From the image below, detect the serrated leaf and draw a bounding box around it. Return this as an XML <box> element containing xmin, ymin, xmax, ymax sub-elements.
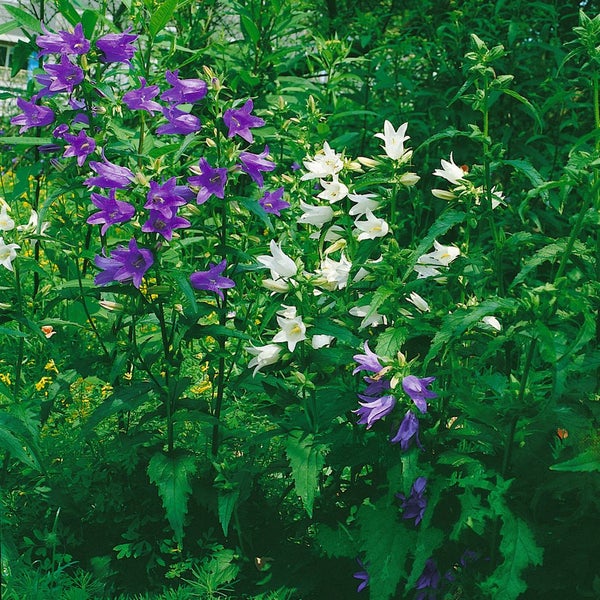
<box><xmin>149</xmin><ymin>0</ymin><xmax>178</xmax><ymax>38</ymax></box>
<box><xmin>285</xmin><ymin>430</ymin><xmax>327</xmax><ymax>517</ymax></box>
<box><xmin>316</xmin><ymin>523</ymin><xmax>356</xmax><ymax>558</ymax></box>
<box><xmin>481</xmin><ymin>489</ymin><xmax>543</xmax><ymax>600</ymax></box>
<box><xmin>375</xmin><ymin>327</ymin><xmax>406</xmax><ymax>359</ymax></box>
<box><xmin>3</xmin><ymin>5</ymin><xmax>41</xmax><ymax>33</ymax></box>
<box><xmin>550</xmin><ymin>450</ymin><xmax>600</xmax><ymax>472</ymax></box>
<box><xmin>217</xmin><ymin>489</ymin><xmax>239</xmax><ymax>536</ymax></box>
<box><xmin>509</xmin><ymin>241</ymin><xmax>566</xmax><ymax>288</ymax></box>
<box><xmin>358</xmin><ymin>499</ymin><xmax>415</xmax><ymax>600</ymax></box>
<box><xmin>148</xmin><ymin>452</ymin><xmax>197</xmax><ymax>544</ymax></box>
<box><xmin>405</xmin><ymin>527</ymin><xmax>445</xmax><ymax>590</ymax></box>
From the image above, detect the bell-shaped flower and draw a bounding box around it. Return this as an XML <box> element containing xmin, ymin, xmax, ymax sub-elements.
<box><xmin>348</xmin><ymin>192</ymin><xmax>379</xmax><ymax>216</ymax></box>
<box><xmin>402</xmin><ymin>375</ymin><xmax>437</xmax><ymax>413</ymax></box>
<box><xmin>272</xmin><ymin>312</ymin><xmax>307</xmax><ymax>352</ymax></box>
<box><xmin>187</xmin><ymin>157</ymin><xmax>227</xmax><ymax>204</ymax></box>
<box><xmin>314</xmin><ymin>252</ymin><xmax>352</xmax><ymax>290</ymax></box>
<box><xmin>123</xmin><ymin>77</ymin><xmax>162</xmax><ymax>114</ymax></box>
<box><xmin>391</xmin><ymin>410</ymin><xmax>423</xmax><ymax>450</ymax></box>
<box><xmin>353</xmin><ymin>394</ymin><xmax>396</xmax><ymax>429</ymax></box>
<box><xmin>374</xmin><ymin>120</ymin><xmax>411</xmax><ymax>161</ymax></box>
<box><xmin>161</xmin><ymin>69</ymin><xmax>207</xmax><ymax>104</ymax></box>
<box><xmin>406</xmin><ymin>291</ymin><xmax>430</xmax><ymax>313</ymax></box>
<box><xmin>190</xmin><ymin>259</ymin><xmax>235</xmax><ymax>300</ymax></box>
<box><xmin>62</xmin><ymin>129</ymin><xmax>96</xmax><ymax>167</ymax></box>
<box><xmin>433</xmin><ymin>153</ymin><xmax>465</xmax><ymax>185</ymax></box>
<box><xmin>317</xmin><ymin>176</ymin><xmax>348</xmax><ymax>203</ymax></box>
<box><xmin>352</xmin><ymin>341</ymin><xmax>383</xmax><ymax>375</ymax></box>
<box><xmin>223</xmin><ymin>98</ymin><xmax>265</xmax><ymax>143</ymax></box>
<box><xmin>349</xmin><ymin>304</ymin><xmax>387</xmax><ymax>329</ymax></box>
<box><xmin>239</xmin><ymin>146</ymin><xmax>276</xmax><ymax>188</ymax></box>
<box><xmin>481</xmin><ymin>315</ymin><xmax>502</xmax><ymax>331</ymax></box>
<box><xmin>0</xmin><ymin>205</ymin><xmax>15</xmax><ymax>232</ymax></box>
<box><xmin>96</xmin><ymin>28</ymin><xmax>138</xmax><ymax>64</ymax></box>
<box><xmin>94</xmin><ymin>238</ymin><xmax>153</xmax><ymax>288</ymax></box>
<box><xmin>256</xmin><ymin>240</ymin><xmax>297</xmax><ymax>283</ymax></box>
<box><xmin>354</xmin><ymin>210</ymin><xmax>389</xmax><ymax>241</ymax></box>
<box><xmin>415</xmin><ymin>240</ymin><xmax>460</xmax><ymax>279</ymax></box>
<box><xmin>0</xmin><ymin>237</ymin><xmax>19</xmax><ymax>271</ymax></box>
<box><xmin>396</xmin><ymin>477</ymin><xmax>428</xmax><ymax>525</ymax></box>
<box><xmin>246</xmin><ymin>343</ymin><xmax>282</xmax><ymax>375</ymax></box>
<box><xmin>297</xmin><ymin>200</ymin><xmax>334</xmax><ymax>227</ymax></box>
<box><xmin>311</xmin><ymin>334</ymin><xmax>335</xmax><ymax>349</ymax></box>
<box><xmin>301</xmin><ymin>142</ymin><xmax>343</xmax><ymax>180</ymax></box>
<box><xmin>10</xmin><ymin>98</ymin><xmax>55</xmax><ymax>133</ymax></box>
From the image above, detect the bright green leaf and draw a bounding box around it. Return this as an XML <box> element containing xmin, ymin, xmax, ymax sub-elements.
<box><xmin>149</xmin><ymin>0</ymin><xmax>178</xmax><ymax>38</ymax></box>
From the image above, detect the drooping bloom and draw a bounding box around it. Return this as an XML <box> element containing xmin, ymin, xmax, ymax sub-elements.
<box><xmin>317</xmin><ymin>176</ymin><xmax>348</xmax><ymax>203</ymax></box>
<box><xmin>348</xmin><ymin>192</ymin><xmax>380</xmax><ymax>216</ymax></box>
<box><xmin>481</xmin><ymin>315</ymin><xmax>502</xmax><ymax>331</ymax></box>
<box><xmin>36</xmin><ymin>22</ymin><xmax>90</xmax><ymax>56</ymax></box>
<box><xmin>190</xmin><ymin>259</ymin><xmax>235</xmax><ymax>300</ymax></box>
<box><xmin>86</xmin><ymin>189</ymin><xmax>135</xmax><ymax>234</ymax></box>
<box><xmin>406</xmin><ymin>291</ymin><xmax>430</xmax><ymax>313</ymax></box>
<box><xmin>144</xmin><ymin>178</ymin><xmax>188</xmax><ymax>215</ymax></box>
<box><xmin>0</xmin><ymin>237</ymin><xmax>19</xmax><ymax>271</ymax></box>
<box><xmin>354</xmin><ymin>210</ymin><xmax>389</xmax><ymax>241</ymax></box>
<box><xmin>223</xmin><ymin>98</ymin><xmax>265</xmax><ymax>143</ymax></box>
<box><xmin>62</xmin><ymin>129</ymin><xmax>96</xmax><ymax>166</ymax></box>
<box><xmin>349</xmin><ymin>304</ymin><xmax>387</xmax><ymax>329</ymax></box>
<box><xmin>396</xmin><ymin>477</ymin><xmax>428</xmax><ymax>526</ymax></box>
<box><xmin>433</xmin><ymin>153</ymin><xmax>465</xmax><ymax>185</ymax></box>
<box><xmin>352</xmin><ymin>341</ymin><xmax>383</xmax><ymax>375</ymax></box>
<box><xmin>391</xmin><ymin>410</ymin><xmax>423</xmax><ymax>450</ymax></box>
<box><xmin>353</xmin><ymin>559</ymin><xmax>370</xmax><ymax>593</ymax></box>
<box><xmin>414</xmin><ymin>558</ymin><xmax>441</xmax><ymax>600</ymax></box>
<box><xmin>187</xmin><ymin>157</ymin><xmax>228</xmax><ymax>204</ymax></box>
<box><xmin>84</xmin><ymin>154</ymin><xmax>135</xmax><ymax>189</ymax></box>
<box><xmin>96</xmin><ymin>28</ymin><xmax>138</xmax><ymax>64</ymax></box>
<box><xmin>122</xmin><ymin>78</ymin><xmax>162</xmax><ymax>114</ymax></box>
<box><xmin>10</xmin><ymin>98</ymin><xmax>55</xmax><ymax>133</ymax></box>
<box><xmin>94</xmin><ymin>238</ymin><xmax>154</xmax><ymax>288</ymax></box>
<box><xmin>141</xmin><ymin>209</ymin><xmax>190</xmax><ymax>241</ymax></box>
<box><xmin>40</xmin><ymin>54</ymin><xmax>84</xmax><ymax>94</ymax></box>
<box><xmin>256</xmin><ymin>240</ymin><xmax>297</xmax><ymax>283</ymax></box>
<box><xmin>297</xmin><ymin>200</ymin><xmax>334</xmax><ymax>227</ymax></box>
<box><xmin>239</xmin><ymin>146</ymin><xmax>276</xmax><ymax>188</ymax></box>
<box><xmin>156</xmin><ymin>105</ymin><xmax>202</xmax><ymax>135</ymax></box>
<box><xmin>259</xmin><ymin>187</ymin><xmax>290</xmax><ymax>216</ymax></box>
<box><xmin>0</xmin><ymin>205</ymin><xmax>15</xmax><ymax>232</ymax></box>
<box><xmin>402</xmin><ymin>375</ymin><xmax>437</xmax><ymax>414</ymax></box>
<box><xmin>414</xmin><ymin>240</ymin><xmax>460</xmax><ymax>279</ymax></box>
<box><xmin>246</xmin><ymin>343</ymin><xmax>282</xmax><ymax>376</ymax></box>
<box><xmin>161</xmin><ymin>69</ymin><xmax>207</xmax><ymax>104</ymax></box>
<box><xmin>301</xmin><ymin>142</ymin><xmax>343</xmax><ymax>180</ymax></box>
<box><xmin>314</xmin><ymin>253</ymin><xmax>352</xmax><ymax>290</ymax></box>
<box><xmin>374</xmin><ymin>120</ymin><xmax>411</xmax><ymax>161</ymax></box>
<box><xmin>272</xmin><ymin>310</ymin><xmax>307</xmax><ymax>352</ymax></box>
<box><xmin>311</xmin><ymin>334</ymin><xmax>335</xmax><ymax>349</ymax></box>
<box><xmin>353</xmin><ymin>394</ymin><xmax>396</xmax><ymax>429</ymax></box>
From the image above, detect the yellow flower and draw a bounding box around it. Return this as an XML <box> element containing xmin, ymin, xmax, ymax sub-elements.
<box><xmin>35</xmin><ymin>376</ymin><xmax>53</xmax><ymax>391</ymax></box>
<box><xmin>0</xmin><ymin>372</ymin><xmax>11</xmax><ymax>385</ymax></box>
<box><xmin>45</xmin><ymin>359</ymin><xmax>59</xmax><ymax>373</ymax></box>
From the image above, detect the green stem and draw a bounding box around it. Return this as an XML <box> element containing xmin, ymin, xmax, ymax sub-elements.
<box><xmin>12</xmin><ymin>264</ymin><xmax>24</xmax><ymax>402</ymax></box>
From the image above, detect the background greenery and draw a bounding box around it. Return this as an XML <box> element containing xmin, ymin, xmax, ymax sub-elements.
<box><xmin>1</xmin><ymin>0</ymin><xmax>600</xmax><ymax>598</ymax></box>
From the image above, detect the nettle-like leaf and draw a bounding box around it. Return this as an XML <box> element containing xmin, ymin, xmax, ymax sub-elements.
<box><xmin>550</xmin><ymin>449</ymin><xmax>600</xmax><ymax>472</ymax></box>
<box><xmin>358</xmin><ymin>499</ymin><xmax>415</xmax><ymax>600</ymax></box>
<box><xmin>480</xmin><ymin>491</ymin><xmax>543</xmax><ymax>599</ymax></box>
<box><xmin>147</xmin><ymin>451</ymin><xmax>197</xmax><ymax>545</ymax></box>
<box><xmin>285</xmin><ymin>430</ymin><xmax>327</xmax><ymax>518</ymax></box>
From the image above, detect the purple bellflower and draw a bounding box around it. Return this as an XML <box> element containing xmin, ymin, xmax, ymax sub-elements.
<box><xmin>41</xmin><ymin>54</ymin><xmax>84</xmax><ymax>94</ymax></box>
<box><xmin>239</xmin><ymin>145</ymin><xmax>275</xmax><ymax>188</ymax></box>
<box><xmin>259</xmin><ymin>187</ymin><xmax>290</xmax><ymax>216</ymax></box>
<box><xmin>415</xmin><ymin>559</ymin><xmax>441</xmax><ymax>600</ymax></box>
<box><xmin>223</xmin><ymin>98</ymin><xmax>265</xmax><ymax>143</ymax></box>
<box><xmin>156</xmin><ymin>105</ymin><xmax>201</xmax><ymax>135</ymax></box>
<box><xmin>391</xmin><ymin>410</ymin><xmax>423</xmax><ymax>450</ymax></box>
<box><xmin>96</xmin><ymin>28</ymin><xmax>138</xmax><ymax>64</ymax></box>
<box><xmin>161</xmin><ymin>70</ymin><xmax>208</xmax><ymax>104</ymax></box>
<box><xmin>37</xmin><ymin>22</ymin><xmax>90</xmax><ymax>56</ymax></box>
<box><xmin>402</xmin><ymin>375</ymin><xmax>437</xmax><ymax>414</ymax></box>
<box><xmin>123</xmin><ymin>78</ymin><xmax>162</xmax><ymax>114</ymax></box>
<box><xmin>353</xmin><ymin>394</ymin><xmax>396</xmax><ymax>429</ymax></box>
<box><xmin>144</xmin><ymin>178</ymin><xmax>188</xmax><ymax>216</ymax></box>
<box><xmin>62</xmin><ymin>129</ymin><xmax>96</xmax><ymax>166</ymax></box>
<box><xmin>353</xmin><ymin>559</ymin><xmax>369</xmax><ymax>593</ymax></box>
<box><xmin>396</xmin><ymin>477</ymin><xmax>428</xmax><ymax>526</ymax></box>
<box><xmin>187</xmin><ymin>157</ymin><xmax>228</xmax><ymax>204</ymax></box>
<box><xmin>361</xmin><ymin>376</ymin><xmax>391</xmax><ymax>398</ymax></box>
<box><xmin>86</xmin><ymin>190</ymin><xmax>135</xmax><ymax>234</ymax></box>
<box><xmin>142</xmin><ymin>209</ymin><xmax>190</xmax><ymax>241</ymax></box>
<box><xmin>10</xmin><ymin>98</ymin><xmax>55</xmax><ymax>133</ymax></box>
<box><xmin>84</xmin><ymin>153</ymin><xmax>135</xmax><ymax>189</ymax></box>
<box><xmin>352</xmin><ymin>341</ymin><xmax>384</xmax><ymax>375</ymax></box>
<box><xmin>94</xmin><ymin>238</ymin><xmax>154</xmax><ymax>289</ymax></box>
<box><xmin>190</xmin><ymin>259</ymin><xmax>235</xmax><ymax>300</ymax></box>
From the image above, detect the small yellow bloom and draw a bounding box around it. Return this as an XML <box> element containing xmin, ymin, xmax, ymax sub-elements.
<box><xmin>35</xmin><ymin>376</ymin><xmax>53</xmax><ymax>391</ymax></box>
<box><xmin>45</xmin><ymin>359</ymin><xmax>59</xmax><ymax>373</ymax></box>
<box><xmin>0</xmin><ymin>372</ymin><xmax>11</xmax><ymax>385</ymax></box>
